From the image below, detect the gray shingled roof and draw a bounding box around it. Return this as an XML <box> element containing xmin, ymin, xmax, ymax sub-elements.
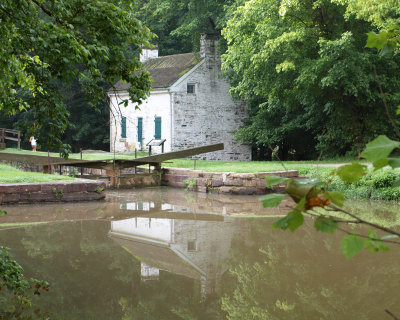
<box><xmin>109</xmin><ymin>52</ymin><xmax>202</xmax><ymax>92</ymax></box>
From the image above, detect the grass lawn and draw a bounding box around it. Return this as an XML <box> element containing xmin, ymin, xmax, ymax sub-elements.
<box><xmin>1</xmin><ymin>147</ymin><xmax>362</xmax><ymax>177</ymax></box>
<box><xmin>0</xmin><ymin>148</ymin><xmax>148</xmax><ymax>160</ymax></box>
<box><xmin>0</xmin><ymin>163</ymin><xmax>75</xmax><ymax>184</ymax></box>
<box><xmin>163</xmin><ymin>158</ymin><xmax>352</xmax><ymax>176</ymax></box>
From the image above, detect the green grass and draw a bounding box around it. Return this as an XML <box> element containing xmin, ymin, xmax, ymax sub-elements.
<box><xmin>0</xmin><ymin>163</ymin><xmax>75</xmax><ymax>183</ymax></box>
<box><xmin>164</xmin><ymin>159</ymin><xmax>343</xmax><ymax>175</ymax></box>
<box><xmin>1</xmin><ymin>148</ymin><xmax>147</xmax><ymax>160</ymax></box>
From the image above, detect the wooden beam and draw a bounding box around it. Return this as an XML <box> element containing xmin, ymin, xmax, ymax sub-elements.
<box><xmin>128</xmin><ymin>143</ymin><xmax>224</xmax><ymax>163</ymax></box>
<box><xmin>0</xmin><ymin>152</ymin><xmax>65</xmax><ymax>165</ymax></box>
<box><xmin>0</xmin><ymin>143</ymin><xmax>224</xmax><ymax>171</ymax></box>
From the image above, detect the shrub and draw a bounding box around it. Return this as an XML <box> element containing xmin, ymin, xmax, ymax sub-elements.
<box><xmin>307</xmin><ymin>168</ymin><xmax>400</xmax><ymax>201</ymax></box>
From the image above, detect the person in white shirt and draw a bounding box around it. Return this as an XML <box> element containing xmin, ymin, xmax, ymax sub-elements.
<box><xmin>29</xmin><ymin>136</ymin><xmax>37</xmax><ymax>152</ymax></box>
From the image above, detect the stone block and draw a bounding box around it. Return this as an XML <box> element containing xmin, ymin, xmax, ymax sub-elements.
<box><xmin>19</xmin><ymin>184</ymin><xmax>42</xmax><ymax>193</ymax></box>
<box><xmin>66</xmin><ymin>183</ymin><xmax>87</xmax><ymax>193</ymax></box>
<box><xmin>196</xmin><ymin>178</ymin><xmax>206</xmax><ymax>187</ymax></box>
<box><xmin>197</xmin><ymin>186</ymin><xmax>207</xmax><ymax>193</ymax></box>
<box><xmin>86</xmin><ymin>182</ymin><xmax>106</xmax><ymax>192</ymax></box>
<box><xmin>219</xmin><ymin>186</ymin><xmax>234</xmax><ymax>194</ymax></box>
<box><xmin>61</xmin><ymin>192</ymin><xmax>89</xmax><ymax>201</ymax></box>
<box><xmin>234</xmin><ymin>173</ymin><xmax>255</xmax><ymax>180</ymax></box>
<box><xmin>242</xmin><ymin>179</ymin><xmax>257</xmax><ymax>187</ymax></box>
<box><xmin>0</xmin><ymin>185</ymin><xmax>20</xmax><ymax>194</ymax></box>
<box><xmin>224</xmin><ymin>178</ymin><xmax>243</xmax><ymax>186</ymax></box>
<box><xmin>29</xmin><ymin>192</ymin><xmax>55</xmax><ymax>202</ymax></box>
<box><xmin>41</xmin><ymin>184</ymin><xmax>66</xmax><ymax>193</ymax></box>
<box><xmin>255</xmin><ymin>187</ymin><xmax>268</xmax><ymax>195</ymax></box>
<box><xmin>211</xmin><ymin>179</ymin><xmax>223</xmax><ymax>187</ymax></box>
<box><xmin>237</xmin><ymin>187</ymin><xmax>255</xmax><ymax>195</ymax></box>
<box><xmin>2</xmin><ymin>193</ymin><xmax>20</xmax><ymax>203</ymax></box>
<box><xmin>257</xmin><ymin>179</ymin><xmax>268</xmax><ymax>188</ymax></box>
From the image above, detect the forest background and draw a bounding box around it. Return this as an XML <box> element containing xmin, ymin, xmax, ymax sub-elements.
<box><xmin>1</xmin><ymin>0</ymin><xmax>399</xmax><ymax>161</ymax></box>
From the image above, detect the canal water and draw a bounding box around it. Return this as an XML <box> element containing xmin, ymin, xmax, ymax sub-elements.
<box><xmin>0</xmin><ymin>188</ymin><xmax>399</xmax><ymax>319</ymax></box>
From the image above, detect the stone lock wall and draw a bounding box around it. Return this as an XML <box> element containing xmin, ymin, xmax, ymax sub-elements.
<box><xmin>0</xmin><ymin>180</ymin><xmax>106</xmax><ymax>204</ymax></box>
<box><xmin>162</xmin><ymin>168</ymin><xmax>298</xmax><ymax>195</ymax></box>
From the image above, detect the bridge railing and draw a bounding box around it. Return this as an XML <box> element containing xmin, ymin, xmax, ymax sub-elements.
<box><xmin>0</xmin><ymin>128</ymin><xmax>20</xmax><ymax>149</ymax></box>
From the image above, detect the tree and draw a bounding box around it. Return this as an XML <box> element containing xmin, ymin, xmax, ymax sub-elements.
<box><xmin>136</xmin><ymin>0</ymin><xmax>238</xmax><ymax>55</ymax></box>
<box><xmin>0</xmin><ymin>0</ymin><xmax>152</xmax><ymax>153</ymax></box>
<box><xmin>222</xmin><ymin>0</ymin><xmax>400</xmax><ymax>159</ymax></box>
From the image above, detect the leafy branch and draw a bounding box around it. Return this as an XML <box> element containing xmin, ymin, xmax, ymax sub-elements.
<box><xmin>261</xmin><ymin>134</ymin><xmax>400</xmax><ymax>258</ymax></box>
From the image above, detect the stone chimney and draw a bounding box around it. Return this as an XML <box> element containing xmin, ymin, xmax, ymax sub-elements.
<box><xmin>199</xmin><ymin>34</ymin><xmax>220</xmax><ymax>69</ymax></box>
<box><xmin>140</xmin><ymin>45</ymin><xmax>159</xmax><ymax>63</ymax></box>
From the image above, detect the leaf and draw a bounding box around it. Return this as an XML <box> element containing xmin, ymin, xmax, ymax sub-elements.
<box><xmin>295</xmin><ymin>197</ymin><xmax>306</xmax><ymax>211</ymax></box>
<box><xmin>396</xmin><ymin>105</ymin><xmax>400</xmax><ymax>115</ymax></box>
<box><xmin>341</xmin><ymin>234</ymin><xmax>364</xmax><ymax>259</ymax></box>
<box><xmin>387</xmin><ymin>157</ymin><xmax>400</xmax><ymax>169</ymax></box>
<box><xmin>336</xmin><ymin>163</ymin><xmax>367</xmax><ymax>183</ymax></box>
<box><xmin>263</xmin><ymin>175</ymin><xmax>292</xmax><ymax>188</ymax></box>
<box><xmin>360</xmin><ymin>135</ymin><xmax>400</xmax><ymax>162</ymax></box>
<box><xmin>314</xmin><ymin>216</ymin><xmax>338</xmax><ymax>234</ymax></box>
<box><xmin>372</xmin><ymin>158</ymin><xmax>389</xmax><ymax>170</ymax></box>
<box><xmin>272</xmin><ymin>210</ymin><xmax>304</xmax><ymax>232</ymax></box>
<box><xmin>324</xmin><ymin>191</ymin><xmax>345</xmax><ymax>207</ymax></box>
<box><xmin>365</xmin><ymin>31</ymin><xmax>388</xmax><ymax>51</ymax></box>
<box><xmin>285</xmin><ymin>179</ymin><xmax>322</xmax><ymax>203</ymax></box>
<box><xmin>259</xmin><ymin>193</ymin><xmax>286</xmax><ymax>208</ymax></box>
<box><xmin>364</xmin><ymin>230</ymin><xmax>389</xmax><ymax>253</ymax></box>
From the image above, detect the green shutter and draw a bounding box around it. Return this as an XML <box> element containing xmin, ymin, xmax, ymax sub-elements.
<box><xmin>154</xmin><ymin>117</ymin><xmax>161</xmax><ymax>139</ymax></box>
<box><xmin>121</xmin><ymin>117</ymin><xmax>126</xmax><ymax>138</ymax></box>
<box><xmin>137</xmin><ymin>118</ymin><xmax>143</xmax><ymax>143</ymax></box>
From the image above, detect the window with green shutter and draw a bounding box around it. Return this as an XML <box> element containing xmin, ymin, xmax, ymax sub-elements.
<box><xmin>154</xmin><ymin>117</ymin><xmax>161</xmax><ymax>139</ymax></box>
<box><xmin>137</xmin><ymin>117</ymin><xmax>143</xmax><ymax>143</ymax></box>
<box><xmin>121</xmin><ymin>117</ymin><xmax>127</xmax><ymax>138</ymax></box>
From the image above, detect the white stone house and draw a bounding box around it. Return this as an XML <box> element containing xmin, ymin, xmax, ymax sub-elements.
<box><xmin>108</xmin><ymin>34</ymin><xmax>251</xmax><ymax>161</ymax></box>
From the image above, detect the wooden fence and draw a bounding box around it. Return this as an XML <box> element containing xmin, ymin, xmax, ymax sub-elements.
<box><xmin>0</xmin><ymin>128</ymin><xmax>20</xmax><ymax>149</ymax></box>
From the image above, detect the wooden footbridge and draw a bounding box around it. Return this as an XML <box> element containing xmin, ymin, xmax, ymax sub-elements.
<box><xmin>0</xmin><ymin>143</ymin><xmax>224</xmax><ymax>186</ymax></box>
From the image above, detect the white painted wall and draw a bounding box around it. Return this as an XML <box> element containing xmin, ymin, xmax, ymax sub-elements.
<box><xmin>111</xmin><ymin>217</ymin><xmax>173</xmax><ymax>243</ymax></box>
<box><xmin>109</xmin><ymin>90</ymin><xmax>172</xmax><ymax>153</ymax></box>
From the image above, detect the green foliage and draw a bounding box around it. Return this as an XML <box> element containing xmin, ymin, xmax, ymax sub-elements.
<box><xmin>264</xmin><ymin>133</ymin><xmax>400</xmax><ymax>257</ymax></box>
<box><xmin>365</xmin><ymin>230</ymin><xmax>389</xmax><ymax>253</ymax></box>
<box><xmin>264</xmin><ymin>175</ymin><xmax>292</xmax><ymax>188</ymax></box>
<box><xmin>95</xmin><ymin>187</ymin><xmax>104</xmax><ymax>194</ymax></box>
<box><xmin>324</xmin><ymin>191</ymin><xmax>345</xmax><ymax>207</ymax></box>
<box><xmin>0</xmin><ymin>0</ymin><xmax>153</xmax><ymax>153</ymax></box>
<box><xmin>335</xmin><ymin>163</ymin><xmax>368</xmax><ymax>183</ymax></box>
<box><xmin>222</xmin><ymin>0</ymin><xmax>400</xmax><ymax>159</ymax></box>
<box><xmin>136</xmin><ymin>0</ymin><xmax>236</xmax><ymax>55</ymax></box>
<box><xmin>272</xmin><ymin>209</ymin><xmax>304</xmax><ymax>232</ymax></box>
<box><xmin>0</xmin><ymin>246</ymin><xmax>49</xmax><ymax>313</ymax></box>
<box><xmin>258</xmin><ymin>193</ymin><xmax>286</xmax><ymax>208</ymax></box>
<box><xmin>361</xmin><ymin>135</ymin><xmax>400</xmax><ymax>163</ymax></box>
<box><xmin>314</xmin><ymin>216</ymin><xmax>338</xmax><ymax>234</ymax></box>
<box><xmin>340</xmin><ymin>234</ymin><xmax>364</xmax><ymax>259</ymax></box>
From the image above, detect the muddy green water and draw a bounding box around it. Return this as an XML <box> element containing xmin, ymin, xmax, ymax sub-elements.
<box><xmin>0</xmin><ymin>188</ymin><xmax>399</xmax><ymax>319</ymax></box>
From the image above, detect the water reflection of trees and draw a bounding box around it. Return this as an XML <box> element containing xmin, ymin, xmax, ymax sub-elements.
<box><xmin>1</xmin><ymin>213</ymin><xmax>399</xmax><ymax>318</ymax></box>
<box><xmin>221</xmin><ymin>218</ymin><xmax>400</xmax><ymax>319</ymax></box>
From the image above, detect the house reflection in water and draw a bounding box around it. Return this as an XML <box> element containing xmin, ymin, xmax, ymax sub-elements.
<box><xmin>109</xmin><ymin>201</ymin><xmax>243</xmax><ymax>297</ymax></box>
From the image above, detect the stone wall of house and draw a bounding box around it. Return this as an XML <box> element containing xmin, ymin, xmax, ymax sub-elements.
<box><xmin>170</xmin><ymin>58</ymin><xmax>251</xmax><ymax>161</ymax></box>
<box><xmin>172</xmin><ymin>218</ymin><xmax>241</xmax><ymax>294</ymax></box>
<box><xmin>162</xmin><ymin>167</ymin><xmax>298</xmax><ymax>195</ymax></box>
